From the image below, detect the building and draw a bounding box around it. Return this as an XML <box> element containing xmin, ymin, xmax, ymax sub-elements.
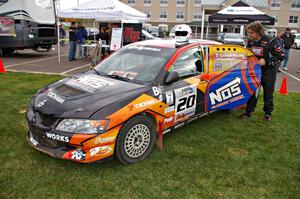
<box><xmin>120</xmin><ymin>0</ymin><xmax>300</xmax><ymax>37</ymax></box>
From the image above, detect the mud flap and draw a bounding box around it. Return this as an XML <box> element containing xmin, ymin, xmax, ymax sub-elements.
<box><xmin>155</xmin><ymin>121</ymin><xmax>164</xmax><ymax>150</ymax></box>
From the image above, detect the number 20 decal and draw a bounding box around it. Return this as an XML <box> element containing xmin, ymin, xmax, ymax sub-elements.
<box><xmin>174</xmin><ymin>85</ymin><xmax>197</xmax><ymax>122</ymax></box>
<box><xmin>177</xmin><ymin>95</ymin><xmax>196</xmax><ymax>112</ymax></box>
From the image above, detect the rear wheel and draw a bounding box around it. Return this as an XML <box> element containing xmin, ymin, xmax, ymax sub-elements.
<box><xmin>115</xmin><ymin>115</ymin><xmax>156</xmax><ymax>165</ymax></box>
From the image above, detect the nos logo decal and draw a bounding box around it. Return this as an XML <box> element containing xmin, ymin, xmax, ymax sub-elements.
<box><xmin>208</xmin><ymin>77</ymin><xmax>246</xmax><ymax>110</ymax></box>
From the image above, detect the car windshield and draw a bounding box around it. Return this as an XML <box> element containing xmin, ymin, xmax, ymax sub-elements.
<box><xmin>142</xmin><ymin>30</ymin><xmax>155</xmax><ymax>38</ymax></box>
<box><xmin>295</xmin><ymin>35</ymin><xmax>300</xmax><ymax>39</ymax></box>
<box><xmin>224</xmin><ymin>33</ymin><xmax>241</xmax><ymax>39</ymax></box>
<box><xmin>170</xmin><ymin>27</ymin><xmax>176</xmax><ymax>33</ymax></box>
<box><xmin>94</xmin><ymin>45</ymin><xmax>176</xmax><ymax>84</ymax></box>
<box><xmin>148</xmin><ymin>27</ymin><xmax>158</xmax><ymax>32</ymax></box>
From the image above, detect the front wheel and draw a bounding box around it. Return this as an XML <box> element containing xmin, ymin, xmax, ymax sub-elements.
<box><xmin>115</xmin><ymin>115</ymin><xmax>156</xmax><ymax>165</ymax></box>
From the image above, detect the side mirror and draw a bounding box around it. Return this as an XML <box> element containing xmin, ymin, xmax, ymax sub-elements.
<box><xmin>199</xmin><ymin>73</ymin><xmax>210</xmax><ymax>81</ymax></box>
<box><xmin>165</xmin><ymin>71</ymin><xmax>179</xmax><ymax>84</ymax></box>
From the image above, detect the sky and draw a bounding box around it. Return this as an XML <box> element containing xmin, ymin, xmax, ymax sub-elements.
<box><xmin>58</xmin><ymin>0</ymin><xmax>92</xmax><ymax>9</ymax></box>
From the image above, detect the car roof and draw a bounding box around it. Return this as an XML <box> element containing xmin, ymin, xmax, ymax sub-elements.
<box><xmin>224</xmin><ymin>33</ymin><xmax>240</xmax><ymax>35</ymax></box>
<box><xmin>132</xmin><ymin>39</ymin><xmax>221</xmax><ymax>49</ymax></box>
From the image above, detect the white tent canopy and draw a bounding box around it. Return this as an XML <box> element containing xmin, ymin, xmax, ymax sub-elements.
<box><xmin>58</xmin><ymin>0</ymin><xmax>147</xmax><ymax>22</ymax></box>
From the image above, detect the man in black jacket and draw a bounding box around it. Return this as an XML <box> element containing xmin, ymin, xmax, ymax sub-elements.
<box><xmin>281</xmin><ymin>28</ymin><xmax>294</xmax><ymax>71</ymax></box>
<box><xmin>68</xmin><ymin>21</ymin><xmax>78</xmax><ymax>61</ymax></box>
<box><xmin>239</xmin><ymin>22</ymin><xmax>285</xmax><ymax>122</ymax></box>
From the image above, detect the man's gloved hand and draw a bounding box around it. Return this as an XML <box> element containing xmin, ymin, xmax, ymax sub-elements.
<box><xmin>258</xmin><ymin>58</ymin><xmax>266</xmax><ymax>66</ymax></box>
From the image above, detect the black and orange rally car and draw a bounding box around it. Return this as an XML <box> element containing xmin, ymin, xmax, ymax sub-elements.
<box><xmin>27</xmin><ymin>39</ymin><xmax>261</xmax><ymax>164</ymax></box>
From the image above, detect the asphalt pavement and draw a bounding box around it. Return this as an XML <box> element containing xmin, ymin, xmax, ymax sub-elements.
<box><xmin>2</xmin><ymin>45</ymin><xmax>91</xmax><ymax>76</ymax></box>
<box><xmin>1</xmin><ymin>44</ymin><xmax>300</xmax><ymax>92</ymax></box>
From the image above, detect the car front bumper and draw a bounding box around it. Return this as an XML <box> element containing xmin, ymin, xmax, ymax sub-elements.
<box><xmin>27</xmin><ymin>124</ymin><xmax>119</xmax><ymax>163</ymax></box>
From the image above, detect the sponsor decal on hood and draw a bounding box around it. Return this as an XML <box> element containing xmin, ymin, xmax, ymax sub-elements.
<box><xmin>47</xmin><ymin>91</ymin><xmax>65</xmax><ymax>104</ymax></box>
<box><xmin>65</xmin><ymin>75</ymin><xmax>116</xmax><ymax>93</ymax></box>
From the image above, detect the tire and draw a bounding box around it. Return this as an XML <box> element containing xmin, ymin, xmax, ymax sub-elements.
<box><xmin>45</xmin><ymin>45</ymin><xmax>52</xmax><ymax>52</ymax></box>
<box><xmin>0</xmin><ymin>48</ymin><xmax>15</xmax><ymax>56</ymax></box>
<box><xmin>115</xmin><ymin>115</ymin><xmax>157</xmax><ymax>165</ymax></box>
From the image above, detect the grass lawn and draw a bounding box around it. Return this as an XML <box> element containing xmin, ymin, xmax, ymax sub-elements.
<box><xmin>0</xmin><ymin>72</ymin><xmax>299</xmax><ymax>199</ymax></box>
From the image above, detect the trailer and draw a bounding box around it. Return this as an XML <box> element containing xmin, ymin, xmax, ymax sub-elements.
<box><xmin>0</xmin><ymin>0</ymin><xmax>57</xmax><ymax>55</ymax></box>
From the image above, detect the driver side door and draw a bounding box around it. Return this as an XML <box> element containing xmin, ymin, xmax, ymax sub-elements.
<box><xmin>162</xmin><ymin>47</ymin><xmax>206</xmax><ymax>130</ymax></box>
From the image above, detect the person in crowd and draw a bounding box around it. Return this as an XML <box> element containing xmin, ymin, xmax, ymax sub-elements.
<box><xmin>77</xmin><ymin>21</ymin><xmax>88</xmax><ymax>59</ymax></box>
<box><xmin>281</xmin><ymin>28</ymin><xmax>294</xmax><ymax>71</ymax></box>
<box><xmin>239</xmin><ymin>22</ymin><xmax>285</xmax><ymax>122</ymax></box>
<box><xmin>68</xmin><ymin>21</ymin><xmax>78</xmax><ymax>61</ymax></box>
<box><xmin>98</xmin><ymin>27</ymin><xmax>109</xmax><ymax>44</ymax></box>
<box><xmin>98</xmin><ymin>26</ymin><xmax>109</xmax><ymax>56</ymax></box>
<box><xmin>274</xmin><ymin>31</ymin><xmax>285</xmax><ymax>72</ymax></box>
<box><xmin>59</xmin><ymin>24</ymin><xmax>66</xmax><ymax>47</ymax></box>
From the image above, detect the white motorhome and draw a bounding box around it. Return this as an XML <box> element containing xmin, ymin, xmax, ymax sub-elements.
<box><xmin>0</xmin><ymin>0</ymin><xmax>57</xmax><ymax>55</ymax></box>
<box><xmin>293</xmin><ymin>33</ymin><xmax>300</xmax><ymax>49</ymax></box>
<box><xmin>266</xmin><ymin>29</ymin><xmax>277</xmax><ymax>38</ymax></box>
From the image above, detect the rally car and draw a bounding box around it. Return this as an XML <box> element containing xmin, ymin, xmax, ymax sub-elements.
<box><xmin>27</xmin><ymin>39</ymin><xmax>261</xmax><ymax>165</ymax></box>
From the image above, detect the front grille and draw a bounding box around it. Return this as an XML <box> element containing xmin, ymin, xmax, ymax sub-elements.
<box><xmin>30</xmin><ymin>125</ymin><xmax>64</xmax><ymax>149</ymax></box>
<box><xmin>30</xmin><ymin>126</ymin><xmax>76</xmax><ymax>150</ymax></box>
<box><xmin>35</xmin><ymin>110</ymin><xmax>59</xmax><ymax>127</ymax></box>
<box><xmin>38</xmin><ymin>28</ymin><xmax>55</xmax><ymax>37</ymax></box>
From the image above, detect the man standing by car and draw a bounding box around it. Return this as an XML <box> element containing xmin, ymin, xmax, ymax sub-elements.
<box><xmin>274</xmin><ymin>31</ymin><xmax>285</xmax><ymax>72</ymax></box>
<box><xmin>239</xmin><ymin>22</ymin><xmax>285</xmax><ymax>122</ymax></box>
<box><xmin>68</xmin><ymin>21</ymin><xmax>78</xmax><ymax>61</ymax></box>
<box><xmin>281</xmin><ymin>28</ymin><xmax>294</xmax><ymax>71</ymax></box>
<box><xmin>59</xmin><ymin>24</ymin><xmax>66</xmax><ymax>47</ymax></box>
<box><xmin>77</xmin><ymin>21</ymin><xmax>88</xmax><ymax>59</ymax></box>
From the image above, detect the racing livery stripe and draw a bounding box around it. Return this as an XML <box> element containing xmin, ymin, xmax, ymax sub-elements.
<box><xmin>83</xmin><ymin>125</ymin><xmax>121</xmax><ymax>148</ymax></box>
<box><xmin>204</xmin><ymin>68</ymin><xmax>236</xmax><ymax>112</ymax></box>
<box><xmin>241</xmin><ymin>66</ymin><xmax>253</xmax><ymax>94</ymax></box>
<box><xmin>106</xmin><ymin>94</ymin><xmax>168</xmax><ymax>131</ymax></box>
<box><xmin>248</xmin><ymin>57</ymin><xmax>260</xmax><ymax>88</ymax></box>
<box><xmin>69</xmin><ymin>134</ymin><xmax>97</xmax><ymax>146</ymax></box>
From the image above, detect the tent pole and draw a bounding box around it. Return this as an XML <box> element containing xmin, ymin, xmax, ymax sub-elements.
<box><xmin>206</xmin><ymin>23</ymin><xmax>209</xmax><ymax>40</ymax></box>
<box><xmin>57</xmin><ymin>18</ymin><xmax>61</xmax><ymax>63</ymax></box>
<box><xmin>121</xmin><ymin>21</ymin><xmax>123</xmax><ymax>47</ymax></box>
<box><xmin>200</xmin><ymin>8</ymin><xmax>205</xmax><ymax>40</ymax></box>
<box><xmin>240</xmin><ymin>25</ymin><xmax>244</xmax><ymax>38</ymax></box>
<box><xmin>93</xmin><ymin>19</ymin><xmax>96</xmax><ymax>41</ymax></box>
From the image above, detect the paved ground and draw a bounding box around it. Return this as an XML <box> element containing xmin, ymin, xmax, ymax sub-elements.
<box><xmin>275</xmin><ymin>49</ymin><xmax>300</xmax><ymax>93</ymax></box>
<box><xmin>1</xmin><ymin>44</ymin><xmax>300</xmax><ymax>92</ymax></box>
<box><xmin>2</xmin><ymin>45</ymin><xmax>91</xmax><ymax>76</ymax></box>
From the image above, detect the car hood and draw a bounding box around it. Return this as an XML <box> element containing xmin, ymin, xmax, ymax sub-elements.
<box><xmin>31</xmin><ymin>73</ymin><xmax>148</xmax><ymax>118</ymax></box>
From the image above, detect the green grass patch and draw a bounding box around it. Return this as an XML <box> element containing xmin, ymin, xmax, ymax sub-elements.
<box><xmin>0</xmin><ymin>72</ymin><xmax>299</xmax><ymax>199</ymax></box>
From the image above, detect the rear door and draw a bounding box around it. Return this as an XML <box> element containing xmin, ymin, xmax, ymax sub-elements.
<box><xmin>204</xmin><ymin>45</ymin><xmax>261</xmax><ymax>111</ymax></box>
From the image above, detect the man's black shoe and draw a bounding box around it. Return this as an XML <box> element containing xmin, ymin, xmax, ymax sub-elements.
<box><xmin>263</xmin><ymin>115</ymin><xmax>272</xmax><ymax>122</ymax></box>
<box><xmin>239</xmin><ymin>112</ymin><xmax>251</xmax><ymax>119</ymax></box>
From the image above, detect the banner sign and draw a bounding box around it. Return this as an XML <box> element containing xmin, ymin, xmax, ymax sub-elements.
<box><xmin>0</xmin><ymin>17</ymin><xmax>15</xmax><ymax>36</ymax></box>
<box><xmin>209</xmin><ymin>45</ymin><xmax>250</xmax><ymax>73</ymax></box>
<box><xmin>110</xmin><ymin>28</ymin><xmax>123</xmax><ymax>51</ymax></box>
<box><xmin>122</xmin><ymin>23</ymin><xmax>142</xmax><ymax>46</ymax></box>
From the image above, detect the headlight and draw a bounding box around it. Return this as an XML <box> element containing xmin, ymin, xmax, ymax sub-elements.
<box><xmin>56</xmin><ymin>119</ymin><xmax>109</xmax><ymax>134</ymax></box>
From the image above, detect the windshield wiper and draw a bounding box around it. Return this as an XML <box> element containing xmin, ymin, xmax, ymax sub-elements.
<box><xmin>107</xmin><ymin>74</ymin><xmax>131</xmax><ymax>82</ymax></box>
<box><xmin>90</xmin><ymin>68</ymin><xmax>105</xmax><ymax>76</ymax></box>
